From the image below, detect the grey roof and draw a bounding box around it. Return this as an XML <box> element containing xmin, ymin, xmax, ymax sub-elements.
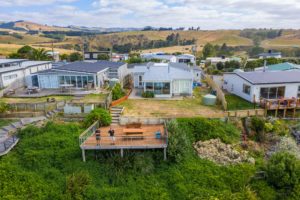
<box><xmin>0</xmin><ymin>59</ymin><xmax>27</xmax><ymax>64</ymax></box>
<box><xmin>0</xmin><ymin>60</ymin><xmax>52</xmax><ymax>73</ymax></box>
<box><xmin>258</xmin><ymin>52</ymin><xmax>281</xmax><ymax>57</ymax></box>
<box><xmin>142</xmin><ymin>63</ymin><xmax>193</xmax><ymax>82</ymax></box>
<box><xmin>55</xmin><ymin>61</ymin><xmax>125</xmax><ymax>73</ymax></box>
<box><xmin>234</xmin><ymin>71</ymin><xmax>300</xmax><ymax>85</ymax></box>
<box><xmin>176</xmin><ymin>54</ymin><xmax>195</xmax><ymax>59</ymax></box>
<box><xmin>142</xmin><ymin>54</ymin><xmax>175</xmax><ymax>61</ymax></box>
<box><xmin>169</xmin><ymin>62</ymin><xmax>190</xmax><ymax>71</ymax></box>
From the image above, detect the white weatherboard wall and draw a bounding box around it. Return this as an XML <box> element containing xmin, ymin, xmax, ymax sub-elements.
<box><xmin>223</xmin><ymin>74</ymin><xmax>254</xmax><ymax>102</ymax></box>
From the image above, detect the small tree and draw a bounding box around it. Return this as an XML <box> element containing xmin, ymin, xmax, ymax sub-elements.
<box><xmin>65</xmin><ymin>171</ymin><xmax>91</xmax><ymax>200</ymax></box>
<box><xmin>69</xmin><ymin>52</ymin><xmax>83</xmax><ymax>62</ymax></box>
<box><xmin>0</xmin><ymin>102</ymin><xmax>10</xmax><ymax>113</ymax></box>
<box><xmin>83</xmin><ymin>108</ymin><xmax>112</xmax><ymax>127</ymax></box>
<box><xmin>112</xmin><ymin>83</ymin><xmax>125</xmax><ymax>101</ymax></box>
<box><xmin>266</xmin><ymin>152</ymin><xmax>300</xmax><ymax>191</ymax></box>
<box><xmin>97</xmin><ymin>54</ymin><xmax>110</xmax><ymax>61</ymax></box>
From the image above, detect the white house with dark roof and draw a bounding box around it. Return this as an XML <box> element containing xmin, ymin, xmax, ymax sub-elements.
<box><xmin>132</xmin><ymin>62</ymin><xmax>193</xmax><ymax>98</ymax></box>
<box><xmin>258</xmin><ymin>50</ymin><xmax>282</xmax><ymax>59</ymax></box>
<box><xmin>28</xmin><ymin>61</ymin><xmax>128</xmax><ymax>89</ymax></box>
<box><xmin>223</xmin><ymin>71</ymin><xmax>300</xmax><ymax>102</ymax></box>
<box><xmin>0</xmin><ymin>59</ymin><xmax>52</xmax><ymax>89</ymax></box>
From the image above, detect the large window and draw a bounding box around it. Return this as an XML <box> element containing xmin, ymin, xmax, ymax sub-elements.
<box><xmin>298</xmin><ymin>86</ymin><xmax>300</xmax><ymax>98</ymax></box>
<box><xmin>243</xmin><ymin>84</ymin><xmax>251</xmax><ymax>95</ymax></box>
<box><xmin>260</xmin><ymin>86</ymin><xmax>285</xmax><ymax>99</ymax></box>
<box><xmin>154</xmin><ymin>82</ymin><xmax>171</xmax><ymax>95</ymax></box>
<box><xmin>145</xmin><ymin>82</ymin><xmax>154</xmax><ymax>91</ymax></box>
<box><xmin>59</xmin><ymin>76</ymin><xmax>64</xmax><ymax>85</ymax></box>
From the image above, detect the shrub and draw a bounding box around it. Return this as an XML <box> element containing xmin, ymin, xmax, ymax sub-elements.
<box><xmin>250</xmin><ymin>117</ymin><xmax>265</xmax><ymax>142</ymax></box>
<box><xmin>112</xmin><ymin>83</ymin><xmax>125</xmax><ymax>100</ymax></box>
<box><xmin>0</xmin><ymin>102</ymin><xmax>10</xmax><ymax>113</ymax></box>
<box><xmin>273</xmin><ymin>120</ymin><xmax>289</xmax><ymax>136</ymax></box>
<box><xmin>266</xmin><ymin>152</ymin><xmax>300</xmax><ymax>191</ymax></box>
<box><xmin>264</xmin><ymin>122</ymin><xmax>274</xmax><ymax>133</ymax></box>
<box><xmin>167</xmin><ymin>120</ymin><xmax>191</xmax><ymax>163</ymax></box>
<box><xmin>65</xmin><ymin>171</ymin><xmax>91</xmax><ymax>200</ymax></box>
<box><xmin>83</xmin><ymin>108</ymin><xmax>111</xmax><ymax>127</ymax></box>
<box><xmin>141</xmin><ymin>91</ymin><xmax>155</xmax><ymax>98</ymax></box>
<box><xmin>176</xmin><ymin>118</ymin><xmax>240</xmax><ymax>144</ymax></box>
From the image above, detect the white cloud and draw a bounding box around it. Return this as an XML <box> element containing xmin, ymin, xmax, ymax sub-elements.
<box><xmin>2</xmin><ymin>0</ymin><xmax>300</xmax><ymax>29</ymax></box>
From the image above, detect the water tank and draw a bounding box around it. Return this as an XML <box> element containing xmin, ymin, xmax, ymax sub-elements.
<box><xmin>202</xmin><ymin>94</ymin><xmax>217</xmax><ymax>106</ymax></box>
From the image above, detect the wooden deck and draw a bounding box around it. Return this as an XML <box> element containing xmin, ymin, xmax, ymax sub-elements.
<box><xmin>80</xmin><ymin>123</ymin><xmax>168</xmax><ymax>162</ymax></box>
<box><xmin>260</xmin><ymin>98</ymin><xmax>300</xmax><ymax>117</ymax></box>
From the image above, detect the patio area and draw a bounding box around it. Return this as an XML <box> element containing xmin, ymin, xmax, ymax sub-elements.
<box><xmin>80</xmin><ymin>123</ymin><xmax>168</xmax><ymax>162</ymax></box>
<box><xmin>8</xmin><ymin>87</ymin><xmax>105</xmax><ymax>98</ymax></box>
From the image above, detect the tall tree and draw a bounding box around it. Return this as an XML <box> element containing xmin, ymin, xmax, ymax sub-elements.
<box><xmin>202</xmin><ymin>43</ymin><xmax>216</xmax><ymax>59</ymax></box>
<box><xmin>30</xmin><ymin>48</ymin><xmax>50</xmax><ymax>61</ymax></box>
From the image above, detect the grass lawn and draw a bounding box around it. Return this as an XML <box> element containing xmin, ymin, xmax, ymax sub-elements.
<box><xmin>79</xmin><ymin>93</ymin><xmax>107</xmax><ymax>103</ymax></box>
<box><xmin>0</xmin><ymin>96</ymin><xmax>73</xmax><ymax>104</ymax></box>
<box><xmin>119</xmin><ymin>87</ymin><xmax>224</xmax><ymax>118</ymax></box>
<box><xmin>226</xmin><ymin>94</ymin><xmax>255</xmax><ymax>110</ymax></box>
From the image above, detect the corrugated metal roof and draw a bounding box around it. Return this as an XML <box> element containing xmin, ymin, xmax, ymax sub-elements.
<box><xmin>56</xmin><ymin>61</ymin><xmax>125</xmax><ymax>73</ymax></box>
<box><xmin>235</xmin><ymin>71</ymin><xmax>300</xmax><ymax>84</ymax></box>
<box><xmin>142</xmin><ymin>63</ymin><xmax>193</xmax><ymax>82</ymax></box>
<box><xmin>0</xmin><ymin>59</ymin><xmax>27</xmax><ymax>64</ymax></box>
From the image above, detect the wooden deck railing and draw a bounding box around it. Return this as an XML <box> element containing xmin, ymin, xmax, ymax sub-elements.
<box><xmin>260</xmin><ymin>98</ymin><xmax>300</xmax><ymax>110</ymax></box>
<box><xmin>79</xmin><ymin>121</ymin><xmax>99</xmax><ymax>145</ymax></box>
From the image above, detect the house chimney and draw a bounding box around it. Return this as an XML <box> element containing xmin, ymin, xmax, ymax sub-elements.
<box><xmin>263</xmin><ymin>60</ymin><xmax>267</xmax><ymax>72</ymax></box>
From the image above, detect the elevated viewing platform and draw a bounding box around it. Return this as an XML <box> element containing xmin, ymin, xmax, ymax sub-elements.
<box><xmin>79</xmin><ymin>122</ymin><xmax>168</xmax><ymax>162</ymax></box>
<box><xmin>260</xmin><ymin>98</ymin><xmax>300</xmax><ymax>117</ymax></box>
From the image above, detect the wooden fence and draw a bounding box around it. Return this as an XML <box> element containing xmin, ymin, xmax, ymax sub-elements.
<box><xmin>111</xmin><ymin>89</ymin><xmax>132</xmax><ymax>107</ymax></box>
<box><xmin>8</xmin><ymin>101</ymin><xmax>66</xmax><ymax>113</ymax></box>
<box><xmin>204</xmin><ymin>74</ymin><xmax>228</xmax><ymax>111</ymax></box>
<box><xmin>226</xmin><ymin>109</ymin><xmax>265</xmax><ymax>118</ymax></box>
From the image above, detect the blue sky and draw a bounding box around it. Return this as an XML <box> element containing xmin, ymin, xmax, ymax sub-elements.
<box><xmin>1</xmin><ymin>0</ymin><xmax>300</xmax><ymax>29</ymax></box>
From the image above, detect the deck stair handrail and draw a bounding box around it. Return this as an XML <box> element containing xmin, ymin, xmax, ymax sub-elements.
<box><xmin>79</xmin><ymin>121</ymin><xmax>99</xmax><ymax>145</ymax></box>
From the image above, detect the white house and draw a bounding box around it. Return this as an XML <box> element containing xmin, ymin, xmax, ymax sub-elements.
<box><xmin>0</xmin><ymin>59</ymin><xmax>52</xmax><ymax>89</ymax></box>
<box><xmin>206</xmin><ymin>56</ymin><xmax>241</xmax><ymax>66</ymax></box>
<box><xmin>29</xmin><ymin>61</ymin><xmax>128</xmax><ymax>89</ymax></box>
<box><xmin>132</xmin><ymin>62</ymin><xmax>193</xmax><ymax>98</ymax></box>
<box><xmin>258</xmin><ymin>50</ymin><xmax>282</xmax><ymax>59</ymax></box>
<box><xmin>141</xmin><ymin>52</ymin><xmax>196</xmax><ymax>64</ymax></box>
<box><xmin>223</xmin><ymin>71</ymin><xmax>300</xmax><ymax>102</ymax></box>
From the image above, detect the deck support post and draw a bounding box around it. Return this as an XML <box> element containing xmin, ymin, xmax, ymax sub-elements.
<box><xmin>163</xmin><ymin>148</ymin><xmax>167</xmax><ymax>161</ymax></box>
<box><xmin>82</xmin><ymin>149</ymin><xmax>86</xmax><ymax>162</ymax></box>
<box><xmin>120</xmin><ymin>148</ymin><xmax>124</xmax><ymax>158</ymax></box>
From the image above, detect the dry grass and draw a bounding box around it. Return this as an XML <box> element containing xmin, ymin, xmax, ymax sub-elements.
<box><xmin>0</xmin><ymin>43</ymin><xmax>77</xmax><ymax>56</ymax></box>
<box><xmin>1</xmin><ymin>96</ymin><xmax>73</xmax><ymax>104</ymax></box>
<box><xmin>120</xmin><ymin>88</ymin><xmax>225</xmax><ymax>118</ymax></box>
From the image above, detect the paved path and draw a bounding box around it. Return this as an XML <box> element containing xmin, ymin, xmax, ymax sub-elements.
<box><xmin>0</xmin><ymin>117</ymin><xmax>47</xmax><ymax>156</ymax></box>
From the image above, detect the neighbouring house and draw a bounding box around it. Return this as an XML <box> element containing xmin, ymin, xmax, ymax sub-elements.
<box><xmin>223</xmin><ymin>71</ymin><xmax>300</xmax><ymax>102</ymax></box>
<box><xmin>141</xmin><ymin>53</ymin><xmax>177</xmax><ymax>63</ymax></box>
<box><xmin>132</xmin><ymin>62</ymin><xmax>194</xmax><ymax>98</ymax></box>
<box><xmin>46</xmin><ymin>51</ymin><xmax>60</xmax><ymax>62</ymax></box>
<box><xmin>141</xmin><ymin>52</ymin><xmax>196</xmax><ymax>64</ymax></box>
<box><xmin>28</xmin><ymin>61</ymin><xmax>128</xmax><ymax>89</ymax></box>
<box><xmin>206</xmin><ymin>56</ymin><xmax>241</xmax><ymax>66</ymax></box>
<box><xmin>84</xmin><ymin>51</ymin><xmax>111</xmax><ymax>61</ymax></box>
<box><xmin>111</xmin><ymin>53</ymin><xmax>128</xmax><ymax>62</ymax></box>
<box><xmin>254</xmin><ymin>62</ymin><xmax>300</xmax><ymax>71</ymax></box>
<box><xmin>176</xmin><ymin>54</ymin><xmax>196</xmax><ymax>64</ymax></box>
<box><xmin>0</xmin><ymin>59</ymin><xmax>52</xmax><ymax>89</ymax></box>
<box><xmin>191</xmin><ymin>66</ymin><xmax>202</xmax><ymax>82</ymax></box>
<box><xmin>258</xmin><ymin>50</ymin><xmax>282</xmax><ymax>59</ymax></box>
